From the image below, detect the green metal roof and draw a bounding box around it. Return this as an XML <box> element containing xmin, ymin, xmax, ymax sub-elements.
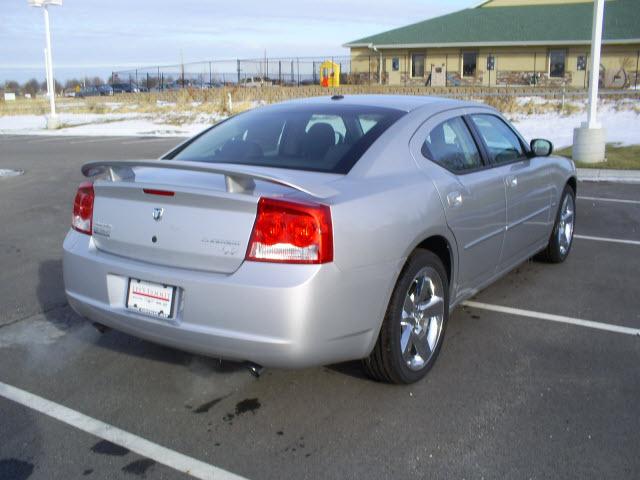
<box><xmin>345</xmin><ymin>0</ymin><xmax>640</xmax><ymax>47</ymax></box>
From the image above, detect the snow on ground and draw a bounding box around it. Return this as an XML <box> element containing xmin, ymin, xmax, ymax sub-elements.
<box><xmin>0</xmin><ymin>112</ymin><xmax>217</xmax><ymax>138</ymax></box>
<box><xmin>0</xmin><ymin>101</ymin><xmax>638</xmax><ymax>148</ymax></box>
<box><xmin>510</xmin><ymin>104</ymin><xmax>640</xmax><ymax>148</ymax></box>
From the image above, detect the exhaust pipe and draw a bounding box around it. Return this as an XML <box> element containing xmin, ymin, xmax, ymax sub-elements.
<box><xmin>92</xmin><ymin>322</ymin><xmax>111</xmax><ymax>333</ymax></box>
<box><xmin>246</xmin><ymin>362</ymin><xmax>264</xmax><ymax>378</ymax></box>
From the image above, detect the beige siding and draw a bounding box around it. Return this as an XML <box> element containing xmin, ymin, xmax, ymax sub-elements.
<box><xmin>350</xmin><ymin>44</ymin><xmax>640</xmax><ymax>87</ymax></box>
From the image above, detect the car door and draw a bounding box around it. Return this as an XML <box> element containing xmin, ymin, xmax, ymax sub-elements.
<box><xmin>467</xmin><ymin>113</ymin><xmax>553</xmax><ymax>268</ymax></box>
<box><xmin>410</xmin><ymin>112</ymin><xmax>507</xmax><ymax>298</ymax></box>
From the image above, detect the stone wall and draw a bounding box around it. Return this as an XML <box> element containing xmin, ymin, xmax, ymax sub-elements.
<box><xmin>496</xmin><ymin>70</ymin><xmax>573</xmax><ymax>87</ymax></box>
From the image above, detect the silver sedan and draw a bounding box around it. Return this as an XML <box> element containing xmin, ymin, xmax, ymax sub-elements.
<box><xmin>63</xmin><ymin>95</ymin><xmax>576</xmax><ymax>384</ymax></box>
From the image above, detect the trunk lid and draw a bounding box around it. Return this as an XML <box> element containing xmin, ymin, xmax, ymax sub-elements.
<box><xmin>87</xmin><ymin>162</ymin><xmax>341</xmax><ymax>274</ymax></box>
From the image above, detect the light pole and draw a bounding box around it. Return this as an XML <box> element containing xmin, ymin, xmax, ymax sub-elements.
<box><xmin>573</xmin><ymin>0</ymin><xmax>606</xmax><ymax>163</ymax></box>
<box><xmin>28</xmin><ymin>0</ymin><xmax>62</xmax><ymax>129</ymax></box>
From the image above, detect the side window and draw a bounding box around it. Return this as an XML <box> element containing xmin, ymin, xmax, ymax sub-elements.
<box><xmin>469</xmin><ymin>114</ymin><xmax>525</xmax><ymax>165</ymax></box>
<box><xmin>421</xmin><ymin>117</ymin><xmax>482</xmax><ymax>173</ymax></box>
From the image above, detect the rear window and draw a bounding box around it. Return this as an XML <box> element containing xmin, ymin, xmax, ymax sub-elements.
<box><xmin>168</xmin><ymin>104</ymin><xmax>405</xmax><ymax>174</ymax></box>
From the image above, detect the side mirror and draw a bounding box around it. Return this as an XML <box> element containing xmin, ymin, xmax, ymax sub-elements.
<box><xmin>530</xmin><ymin>138</ymin><xmax>553</xmax><ymax>157</ymax></box>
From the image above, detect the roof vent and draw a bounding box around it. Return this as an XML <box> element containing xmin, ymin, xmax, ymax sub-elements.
<box><xmin>331</xmin><ymin>95</ymin><xmax>344</xmax><ymax>101</ymax></box>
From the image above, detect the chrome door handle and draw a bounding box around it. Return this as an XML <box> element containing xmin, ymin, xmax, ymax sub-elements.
<box><xmin>506</xmin><ymin>175</ymin><xmax>518</xmax><ymax>188</ymax></box>
<box><xmin>447</xmin><ymin>191</ymin><xmax>463</xmax><ymax>208</ymax></box>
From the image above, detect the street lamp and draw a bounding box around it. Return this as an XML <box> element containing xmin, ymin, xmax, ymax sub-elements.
<box><xmin>28</xmin><ymin>0</ymin><xmax>62</xmax><ymax>129</ymax></box>
<box><xmin>573</xmin><ymin>0</ymin><xmax>606</xmax><ymax>163</ymax></box>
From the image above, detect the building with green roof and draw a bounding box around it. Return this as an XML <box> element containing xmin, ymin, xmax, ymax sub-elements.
<box><xmin>344</xmin><ymin>0</ymin><xmax>640</xmax><ymax>88</ymax></box>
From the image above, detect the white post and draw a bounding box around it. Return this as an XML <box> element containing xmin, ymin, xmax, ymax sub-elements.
<box><xmin>43</xmin><ymin>47</ymin><xmax>51</xmax><ymax>96</ymax></box>
<box><xmin>586</xmin><ymin>0</ymin><xmax>604</xmax><ymax>128</ymax></box>
<box><xmin>42</xmin><ymin>4</ymin><xmax>57</xmax><ymax>118</ymax></box>
<box><xmin>572</xmin><ymin>0</ymin><xmax>606</xmax><ymax>163</ymax></box>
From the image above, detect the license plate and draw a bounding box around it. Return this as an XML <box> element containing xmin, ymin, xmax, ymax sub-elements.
<box><xmin>126</xmin><ymin>279</ymin><xmax>175</xmax><ymax>319</ymax></box>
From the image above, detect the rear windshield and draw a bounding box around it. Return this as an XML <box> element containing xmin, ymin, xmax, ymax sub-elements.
<box><xmin>167</xmin><ymin>104</ymin><xmax>405</xmax><ymax>174</ymax></box>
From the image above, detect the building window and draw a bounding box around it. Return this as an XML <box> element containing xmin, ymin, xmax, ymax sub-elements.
<box><xmin>577</xmin><ymin>55</ymin><xmax>587</xmax><ymax>71</ymax></box>
<box><xmin>462</xmin><ymin>52</ymin><xmax>477</xmax><ymax>77</ymax></box>
<box><xmin>411</xmin><ymin>54</ymin><xmax>425</xmax><ymax>77</ymax></box>
<box><xmin>549</xmin><ymin>50</ymin><xmax>566</xmax><ymax>78</ymax></box>
<box><xmin>392</xmin><ymin>57</ymin><xmax>400</xmax><ymax>71</ymax></box>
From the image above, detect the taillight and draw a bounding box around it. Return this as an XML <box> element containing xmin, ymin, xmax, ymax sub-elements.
<box><xmin>246</xmin><ymin>198</ymin><xmax>333</xmax><ymax>264</ymax></box>
<box><xmin>72</xmin><ymin>181</ymin><xmax>94</xmax><ymax>235</ymax></box>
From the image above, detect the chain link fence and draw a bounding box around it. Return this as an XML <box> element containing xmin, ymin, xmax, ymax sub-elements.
<box><xmin>112</xmin><ymin>49</ymin><xmax>640</xmax><ymax>92</ymax></box>
<box><xmin>112</xmin><ymin>56</ymin><xmax>354</xmax><ymax>91</ymax></box>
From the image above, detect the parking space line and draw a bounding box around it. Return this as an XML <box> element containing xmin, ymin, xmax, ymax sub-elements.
<box><xmin>68</xmin><ymin>138</ymin><xmax>123</xmax><ymax>145</ymax></box>
<box><xmin>462</xmin><ymin>301</ymin><xmax>640</xmax><ymax>336</ymax></box>
<box><xmin>22</xmin><ymin>136</ymin><xmax>79</xmax><ymax>144</ymax></box>
<box><xmin>578</xmin><ymin>196</ymin><xmax>640</xmax><ymax>205</ymax></box>
<box><xmin>574</xmin><ymin>234</ymin><xmax>640</xmax><ymax>246</ymax></box>
<box><xmin>120</xmin><ymin>138</ymin><xmax>168</xmax><ymax>145</ymax></box>
<box><xmin>0</xmin><ymin>381</ymin><xmax>248</xmax><ymax>480</ymax></box>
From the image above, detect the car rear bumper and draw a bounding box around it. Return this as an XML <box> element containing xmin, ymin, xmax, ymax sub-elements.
<box><xmin>63</xmin><ymin>230</ymin><xmax>400</xmax><ymax>368</ymax></box>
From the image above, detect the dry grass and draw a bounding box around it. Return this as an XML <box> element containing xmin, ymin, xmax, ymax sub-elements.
<box><xmin>2</xmin><ymin>88</ymin><xmax>636</xmax><ymax>120</ymax></box>
<box><xmin>556</xmin><ymin>144</ymin><xmax>640</xmax><ymax>170</ymax></box>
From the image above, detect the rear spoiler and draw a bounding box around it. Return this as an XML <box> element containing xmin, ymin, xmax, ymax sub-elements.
<box><xmin>81</xmin><ymin>160</ymin><xmax>337</xmax><ymax>199</ymax></box>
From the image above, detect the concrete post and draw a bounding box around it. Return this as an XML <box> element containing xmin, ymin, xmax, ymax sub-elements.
<box><xmin>573</xmin><ymin>0</ymin><xmax>606</xmax><ymax>163</ymax></box>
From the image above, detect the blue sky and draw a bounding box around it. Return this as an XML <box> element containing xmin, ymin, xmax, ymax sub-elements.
<box><xmin>1</xmin><ymin>0</ymin><xmax>477</xmax><ymax>83</ymax></box>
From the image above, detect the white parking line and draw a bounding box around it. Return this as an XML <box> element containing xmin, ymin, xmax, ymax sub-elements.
<box><xmin>577</xmin><ymin>196</ymin><xmax>640</xmax><ymax>205</ymax></box>
<box><xmin>68</xmin><ymin>138</ymin><xmax>123</xmax><ymax>145</ymax></box>
<box><xmin>574</xmin><ymin>234</ymin><xmax>640</xmax><ymax>246</ymax></box>
<box><xmin>462</xmin><ymin>301</ymin><xmax>640</xmax><ymax>336</ymax></box>
<box><xmin>0</xmin><ymin>381</ymin><xmax>248</xmax><ymax>480</ymax></box>
<box><xmin>120</xmin><ymin>138</ymin><xmax>167</xmax><ymax>145</ymax></box>
<box><xmin>23</xmin><ymin>136</ymin><xmax>78</xmax><ymax>143</ymax></box>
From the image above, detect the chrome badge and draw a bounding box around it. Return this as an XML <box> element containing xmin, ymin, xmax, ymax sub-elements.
<box><xmin>152</xmin><ymin>207</ymin><xmax>164</xmax><ymax>221</ymax></box>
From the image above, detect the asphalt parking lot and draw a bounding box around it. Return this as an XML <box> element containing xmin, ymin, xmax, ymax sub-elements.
<box><xmin>0</xmin><ymin>134</ymin><xmax>638</xmax><ymax>480</ymax></box>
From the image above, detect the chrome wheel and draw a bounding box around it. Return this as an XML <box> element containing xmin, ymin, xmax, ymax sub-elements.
<box><xmin>400</xmin><ymin>267</ymin><xmax>445</xmax><ymax>371</ymax></box>
<box><xmin>557</xmin><ymin>193</ymin><xmax>575</xmax><ymax>256</ymax></box>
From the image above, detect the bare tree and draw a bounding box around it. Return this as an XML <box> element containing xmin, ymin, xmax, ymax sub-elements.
<box><xmin>23</xmin><ymin>78</ymin><xmax>40</xmax><ymax>97</ymax></box>
<box><xmin>4</xmin><ymin>80</ymin><xmax>20</xmax><ymax>92</ymax></box>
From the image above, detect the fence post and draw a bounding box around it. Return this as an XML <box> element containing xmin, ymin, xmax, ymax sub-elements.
<box><xmin>146</xmin><ymin>73</ymin><xmax>149</xmax><ymax>91</ymax></box>
<box><xmin>313</xmin><ymin>61</ymin><xmax>316</xmax><ymax>84</ymax></box>
<box><xmin>237</xmin><ymin>59</ymin><xmax>241</xmax><ymax>84</ymax></box>
<box><xmin>157</xmin><ymin>67</ymin><xmax>160</xmax><ymax>90</ymax></box>
<box><xmin>279</xmin><ymin>61</ymin><xmax>282</xmax><ymax>85</ymax></box>
<box><xmin>135</xmin><ymin>69</ymin><xmax>138</xmax><ymax>88</ymax></box>
<box><xmin>291</xmin><ymin>60</ymin><xmax>294</xmax><ymax>84</ymax></box>
<box><xmin>209</xmin><ymin>62</ymin><xmax>212</xmax><ymax>87</ymax></box>
<box><xmin>445</xmin><ymin>54</ymin><xmax>448</xmax><ymax>87</ymax></box>
<box><xmin>635</xmin><ymin>50</ymin><xmax>639</xmax><ymax>90</ymax></box>
<box><xmin>297</xmin><ymin>57</ymin><xmax>300</xmax><ymax>86</ymax></box>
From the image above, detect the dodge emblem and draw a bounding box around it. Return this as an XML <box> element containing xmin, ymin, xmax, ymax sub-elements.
<box><xmin>152</xmin><ymin>207</ymin><xmax>164</xmax><ymax>221</ymax></box>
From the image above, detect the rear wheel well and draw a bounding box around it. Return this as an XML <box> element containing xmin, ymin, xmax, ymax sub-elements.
<box><xmin>567</xmin><ymin>176</ymin><xmax>577</xmax><ymax>194</ymax></box>
<box><xmin>415</xmin><ymin>236</ymin><xmax>452</xmax><ymax>284</ymax></box>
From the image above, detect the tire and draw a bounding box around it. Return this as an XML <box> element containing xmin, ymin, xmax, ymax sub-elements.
<box><xmin>363</xmin><ymin>250</ymin><xmax>449</xmax><ymax>384</ymax></box>
<box><xmin>536</xmin><ymin>184</ymin><xmax>576</xmax><ymax>263</ymax></box>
